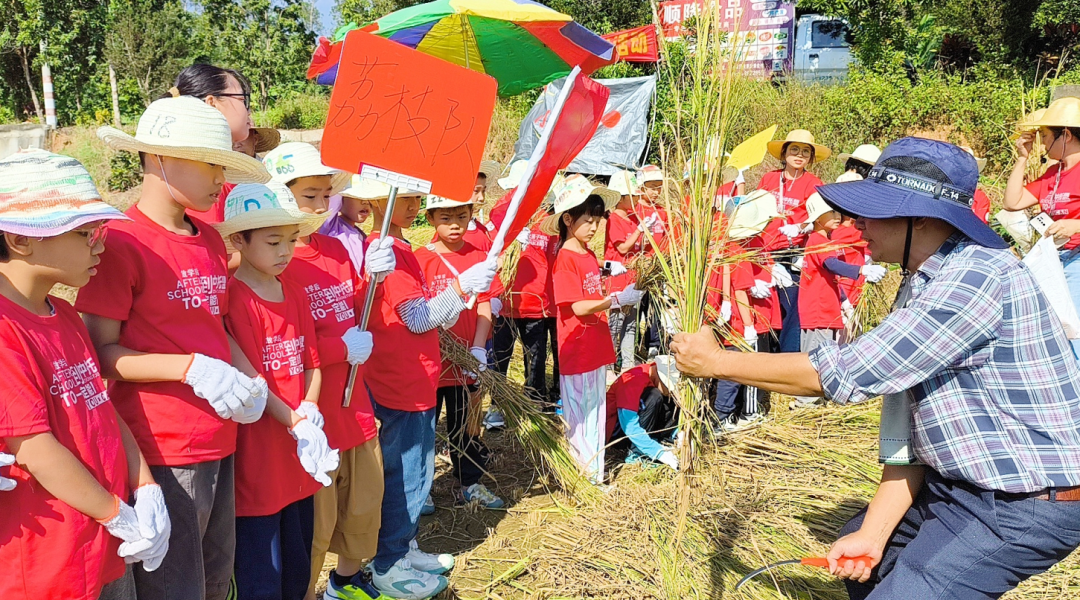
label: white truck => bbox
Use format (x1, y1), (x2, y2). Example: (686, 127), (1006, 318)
(790, 14), (854, 81)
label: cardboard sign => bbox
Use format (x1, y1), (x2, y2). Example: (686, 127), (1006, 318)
(321, 30), (498, 200)
(602, 26), (660, 63)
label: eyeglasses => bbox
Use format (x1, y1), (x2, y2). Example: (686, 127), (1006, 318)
(216, 93), (251, 110)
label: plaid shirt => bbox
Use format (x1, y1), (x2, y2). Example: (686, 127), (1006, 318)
(810, 235), (1080, 493)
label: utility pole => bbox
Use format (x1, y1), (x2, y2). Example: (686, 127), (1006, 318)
(109, 63), (122, 127)
(39, 41), (57, 127)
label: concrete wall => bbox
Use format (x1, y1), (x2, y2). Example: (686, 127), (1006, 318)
(0, 124), (52, 160)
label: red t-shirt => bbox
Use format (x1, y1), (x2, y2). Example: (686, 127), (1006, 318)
(0, 295), (128, 600)
(604, 210), (641, 293)
(414, 242), (495, 387)
(224, 278), (321, 517)
(604, 364), (652, 439)
(428, 219), (495, 253)
(184, 182), (233, 225)
(74, 205), (233, 467)
(799, 231), (844, 330)
(364, 234), (441, 411)
(282, 234), (377, 451)
(706, 242), (755, 340)
(757, 170), (824, 226)
(831, 224), (868, 305)
(552, 247), (616, 375)
(508, 224), (558, 319)
(631, 204), (668, 254)
(1028, 163), (1080, 249)
(971, 188), (991, 224)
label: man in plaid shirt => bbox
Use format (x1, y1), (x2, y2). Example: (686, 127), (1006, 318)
(672, 138), (1080, 600)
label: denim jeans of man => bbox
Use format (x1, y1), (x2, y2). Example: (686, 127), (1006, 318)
(840, 470), (1080, 600)
(370, 397), (436, 574)
(1058, 248), (1080, 360)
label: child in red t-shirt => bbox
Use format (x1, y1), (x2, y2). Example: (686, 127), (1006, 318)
(217, 182), (339, 600)
(0, 150), (170, 600)
(604, 357), (681, 470)
(606, 170), (647, 374)
(416, 195), (504, 510)
(359, 180), (497, 598)
(78, 96), (270, 600)
(546, 175), (628, 484)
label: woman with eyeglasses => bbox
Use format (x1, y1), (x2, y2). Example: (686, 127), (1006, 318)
(165, 64), (255, 144)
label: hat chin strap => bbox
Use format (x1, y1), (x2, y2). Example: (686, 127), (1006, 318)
(154, 155), (184, 208)
(901, 218), (914, 275)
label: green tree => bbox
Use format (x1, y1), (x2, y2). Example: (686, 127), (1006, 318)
(337, 0), (420, 26)
(105, 0), (196, 107)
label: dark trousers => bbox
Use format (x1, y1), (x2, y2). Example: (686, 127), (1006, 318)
(234, 496), (315, 600)
(840, 470), (1080, 600)
(636, 387), (679, 439)
(776, 274), (801, 352)
(712, 335), (773, 419)
(435, 385), (489, 488)
(492, 316), (560, 408)
(638, 293), (663, 353)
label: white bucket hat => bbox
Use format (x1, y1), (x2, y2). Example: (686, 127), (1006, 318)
(215, 181), (328, 252)
(608, 169), (640, 197)
(727, 189), (781, 240)
(539, 174), (619, 235)
(638, 165), (665, 184)
(497, 159), (529, 190)
(0, 149), (130, 236)
(97, 96), (270, 184)
(804, 192), (838, 225)
(653, 355), (680, 393)
(263, 142), (351, 194)
(837, 144), (882, 167)
(338, 175), (424, 201)
(425, 195), (474, 210)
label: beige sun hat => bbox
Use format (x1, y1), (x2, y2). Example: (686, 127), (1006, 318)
(608, 169), (640, 196)
(653, 355), (680, 392)
(727, 189), (780, 240)
(1016, 108), (1048, 131)
(1028, 97), (1080, 129)
(498, 159), (529, 190)
(539, 174), (620, 235)
(960, 146), (987, 173)
(425, 195), (474, 209)
(837, 144), (881, 166)
(250, 127), (281, 154)
(477, 160), (502, 182)
(835, 171), (864, 183)
(215, 181), (328, 252)
(97, 96), (269, 184)
(804, 192), (838, 225)
(338, 175), (424, 200)
(263, 142), (351, 194)
(767, 129), (832, 161)
(638, 164), (665, 184)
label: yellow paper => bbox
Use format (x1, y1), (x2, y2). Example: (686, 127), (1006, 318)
(725, 125), (777, 172)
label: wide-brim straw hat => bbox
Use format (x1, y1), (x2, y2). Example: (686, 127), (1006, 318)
(837, 144), (881, 167)
(960, 146), (987, 173)
(1027, 97), (1080, 129)
(251, 127), (281, 154)
(767, 129), (832, 161)
(0, 149), (130, 236)
(498, 159), (529, 190)
(425, 195), (474, 210)
(653, 355), (680, 392)
(97, 96), (270, 184)
(608, 169), (640, 196)
(539, 174), (620, 235)
(215, 181), (328, 253)
(338, 175), (424, 201)
(263, 142), (350, 194)
(727, 189), (780, 240)
(804, 192), (838, 225)
(1016, 108), (1048, 131)
(478, 160), (502, 181)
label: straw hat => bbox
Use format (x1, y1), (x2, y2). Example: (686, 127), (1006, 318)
(97, 96), (270, 184)
(835, 171), (864, 183)
(539, 174), (620, 235)
(1016, 108), (1048, 131)
(766, 129), (832, 161)
(478, 160), (502, 182)
(0, 149), (130, 236)
(653, 355), (680, 392)
(338, 175), (424, 200)
(215, 181), (328, 252)
(498, 160), (529, 189)
(1028, 97), (1080, 129)
(263, 142), (351, 194)
(727, 189), (780, 240)
(960, 146), (987, 173)
(608, 169), (640, 196)
(837, 144), (881, 167)
(425, 195), (474, 210)
(638, 165), (665, 184)
(250, 127), (281, 154)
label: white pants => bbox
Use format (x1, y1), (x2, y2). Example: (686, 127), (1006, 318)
(560, 366), (607, 484)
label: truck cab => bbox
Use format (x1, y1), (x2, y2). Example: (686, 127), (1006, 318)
(792, 14), (853, 82)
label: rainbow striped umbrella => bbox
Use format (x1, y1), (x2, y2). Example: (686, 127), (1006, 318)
(308, 0), (616, 97)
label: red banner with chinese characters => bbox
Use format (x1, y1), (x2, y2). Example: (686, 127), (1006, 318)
(601, 25), (660, 63)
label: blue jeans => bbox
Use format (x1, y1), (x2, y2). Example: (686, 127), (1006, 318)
(1058, 249), (1080, 360)
(234, 496), (314, 600)
(840, 470), (1080, 599)
(370, 397), (436, 574)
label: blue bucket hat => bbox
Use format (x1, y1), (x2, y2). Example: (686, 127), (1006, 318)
(815, 137), (1007, 250)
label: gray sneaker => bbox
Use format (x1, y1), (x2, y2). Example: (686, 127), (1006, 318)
(483, 407), (506, 430)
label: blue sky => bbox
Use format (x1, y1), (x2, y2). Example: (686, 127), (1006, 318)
(314, 0), (338, 35)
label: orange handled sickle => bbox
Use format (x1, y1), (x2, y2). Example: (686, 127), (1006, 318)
(734, 556), (873, 591)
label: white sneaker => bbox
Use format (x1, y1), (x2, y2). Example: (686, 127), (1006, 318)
(483, 407), (506, 429)
(368, 558), (448, 600)
(406, 539), (455, 575)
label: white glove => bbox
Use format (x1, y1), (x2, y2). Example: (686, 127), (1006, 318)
(289, 419), (339, 487)
(0, 452), (16, 491)
(638, 213), (659, 232)
(793, 256), (805, 271)
(458, 258), (498, 295)
(841, 299), (855, 327)
(469, 346), (488, 374)
(490, 297), (503, 318)
(364, 236), (396, 282)
(609, 284), (643, 309)
(231, 376), (268, 425)
(749, 279), (772, 299)
(131, 484), (171, 571)
(183, 354), (261, 420)
(294, 401), (325, 430)
(607, 261), (628, 277)
(865, 255), (874, 265)
(743, 326), (759, 345)
(720, 301), (732, 323)
(734, 168), (746, 186)
(771, 263), (794, 288)
(862, 264), (887, 283)
(658, 450), (679, 471)
(341, 327), (373, 366)
(779, 223), (802, 239)
(102, 498), (157, 564)
(515, 229), (531, 248)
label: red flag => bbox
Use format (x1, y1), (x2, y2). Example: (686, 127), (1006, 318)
(490, 69), (610, 255)
(602, 26), (660, 63)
